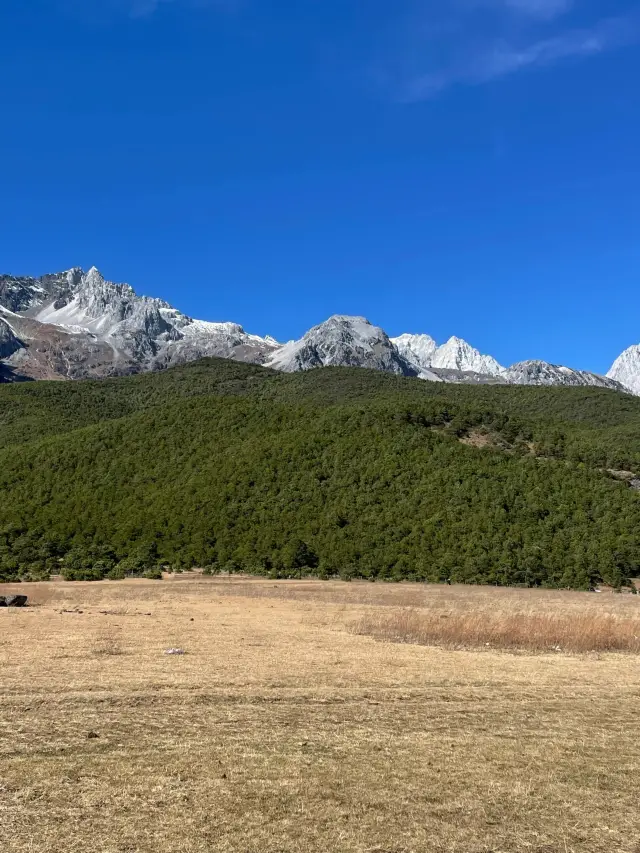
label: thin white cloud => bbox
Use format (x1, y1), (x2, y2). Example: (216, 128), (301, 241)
(402, 14), (639, 100)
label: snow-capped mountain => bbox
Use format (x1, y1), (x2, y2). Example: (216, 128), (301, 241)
(0, 267), (278, 380)
(505, 360), (626, 391)
(392, 333), (504, 376)
(607, 346), (640, 396)
(0, 265), (636, 394)
(391, 333), (437, 370)
(266, 315), (441, 381)
(431, 336), (504, 376)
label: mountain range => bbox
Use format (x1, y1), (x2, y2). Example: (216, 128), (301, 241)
(1, 266), (638, 393)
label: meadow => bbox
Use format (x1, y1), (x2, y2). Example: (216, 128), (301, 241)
(1, 576), (639, 853)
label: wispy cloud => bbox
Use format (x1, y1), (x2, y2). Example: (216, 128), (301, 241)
(397, 7), (640, 101)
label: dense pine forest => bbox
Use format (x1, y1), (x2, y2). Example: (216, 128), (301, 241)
(2, 358), (640, 589)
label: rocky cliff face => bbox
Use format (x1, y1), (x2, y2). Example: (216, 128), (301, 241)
(0, 315), (23, 359)
(0, 268), (83, 314)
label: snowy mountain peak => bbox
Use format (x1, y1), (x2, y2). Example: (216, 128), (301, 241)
(391, 333), (438, 371)
(320, 315), (379, 345)
(266, 314), (416, 376)
(431, 336), (504, 376)
(391, 331), (504, 377)
(607, 345), (640, 396)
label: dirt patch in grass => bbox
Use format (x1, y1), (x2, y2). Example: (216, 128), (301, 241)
(458, 429), (496, 449)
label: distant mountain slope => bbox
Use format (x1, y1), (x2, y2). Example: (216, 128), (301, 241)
(505, 360), (625, 391)
(1, 358), (640, 589)
(0, 265), (634, 393)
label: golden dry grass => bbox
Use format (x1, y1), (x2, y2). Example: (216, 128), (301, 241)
(352, 604), (640, 653)
(1, 576), (640, 853)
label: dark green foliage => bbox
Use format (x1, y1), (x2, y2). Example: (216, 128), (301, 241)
(1, 358), (640, 588)
(142, 568), (163, 580)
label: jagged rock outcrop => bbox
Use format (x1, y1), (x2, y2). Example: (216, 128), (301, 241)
(0, 268), (83, 313)
(0, 315), (23, 359)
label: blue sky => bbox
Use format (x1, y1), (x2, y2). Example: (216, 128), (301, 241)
(1, 0), (639, 372)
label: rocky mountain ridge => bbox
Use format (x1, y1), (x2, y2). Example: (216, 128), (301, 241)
(0, 267), (278, 380)
(0, 266), (634, 393)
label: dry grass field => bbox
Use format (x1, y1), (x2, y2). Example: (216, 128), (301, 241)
(1, 576), (640, 853)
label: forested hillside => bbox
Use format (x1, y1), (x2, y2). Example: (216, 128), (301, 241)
(2, 358), (640, 588)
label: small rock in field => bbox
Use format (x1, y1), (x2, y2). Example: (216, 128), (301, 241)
(2, 595), (28, 607)
(164, 648), (186, 655)
(87, 731), (100, 739)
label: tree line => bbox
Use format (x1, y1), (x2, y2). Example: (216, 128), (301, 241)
(1, 359), (640, 589)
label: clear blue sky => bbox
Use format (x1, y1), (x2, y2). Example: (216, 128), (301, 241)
(2, 0), (639, 372)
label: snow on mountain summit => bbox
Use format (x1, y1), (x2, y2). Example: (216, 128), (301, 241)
(1, 265), (638, 394)
(266, 315), (418, 375)
(391, 333), (437, 370)
(431, 336), (504, 376)
(607, 345), (640, 395)
(392, 332), (504, 376)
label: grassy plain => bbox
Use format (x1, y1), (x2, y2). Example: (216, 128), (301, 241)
(1, 576), (639, 853)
